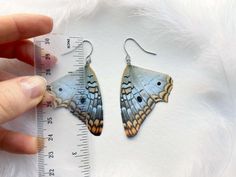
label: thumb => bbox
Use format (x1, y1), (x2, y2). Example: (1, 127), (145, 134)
(0, 76), (46, 124)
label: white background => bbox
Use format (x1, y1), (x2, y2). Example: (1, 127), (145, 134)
(0, 1), (235, 177)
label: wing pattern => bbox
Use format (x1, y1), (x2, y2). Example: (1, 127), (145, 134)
(49, 64), (103, 136)
(120, 65), (173, 137)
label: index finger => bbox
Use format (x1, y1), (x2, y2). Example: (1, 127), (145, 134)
(0, 14), (53, 44)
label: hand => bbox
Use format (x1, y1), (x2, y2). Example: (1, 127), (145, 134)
(0, 14), (53, 154)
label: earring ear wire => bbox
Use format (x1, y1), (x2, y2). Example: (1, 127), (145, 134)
(61, 40), (93, 62)
(83, 40), (93, 65)
(123, 38), (157, 65)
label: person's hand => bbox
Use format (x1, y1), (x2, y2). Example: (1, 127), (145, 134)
(0, 14), (53, 154)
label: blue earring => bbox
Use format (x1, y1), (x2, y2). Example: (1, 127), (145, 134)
(120, 38), (173, 137)
(48, 40), (103, 136)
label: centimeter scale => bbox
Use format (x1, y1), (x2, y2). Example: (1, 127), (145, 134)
(34, 34), (90, 177)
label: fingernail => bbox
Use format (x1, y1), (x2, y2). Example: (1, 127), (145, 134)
(36, 137), (44, 152)
(20, 76), (47, 99)
(50, 55), (58, 65)
(42, 52), (57, 68)
(40, 91), (55, 108)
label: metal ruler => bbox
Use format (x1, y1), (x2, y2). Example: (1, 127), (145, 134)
(34, 34), (90, 177)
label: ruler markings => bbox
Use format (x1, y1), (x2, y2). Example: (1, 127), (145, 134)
(35, 35), (90, 177)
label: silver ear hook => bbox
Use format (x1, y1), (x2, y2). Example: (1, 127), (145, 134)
(124, 38), (157, 65)
(61, 39), (94, 65)
(61, 41), (83, 56)
(83, 40), (93, 65)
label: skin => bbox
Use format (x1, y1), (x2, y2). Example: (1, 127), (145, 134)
(0, 14), (53, 154)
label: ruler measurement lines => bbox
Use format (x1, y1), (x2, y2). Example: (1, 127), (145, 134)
(35, 35), (90, 177)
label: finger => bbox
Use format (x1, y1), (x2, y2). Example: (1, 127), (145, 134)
(0, 128), (43, 154)
(0, 76), (46, 124)
(0, 70), (16, 81)
(40, 91), (55, 108)
(0, 40), (57, 66)
(0, 14), (53, 44)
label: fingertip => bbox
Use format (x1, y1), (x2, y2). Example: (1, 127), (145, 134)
(10, 135), (41, 154)
(0, 14), (54, 44)
(0, 76), (48, 124)
(23, 136), (39, 154)
(50, 54), (57, 65)
(41, 15), (53, 34)
(40, 91), (55, 108)
(41, 52), (58, 68)
(29, 136), (44, 154)
(20, 76), (47, 99)
(0, 129), (40, 154)
(36, 137), (44, 153)
(14, 136), (43, 154)
(24, 14), (54, 34)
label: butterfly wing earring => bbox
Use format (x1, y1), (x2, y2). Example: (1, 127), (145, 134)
(48, 40), (103, 136)
(120, 38), (173, 137)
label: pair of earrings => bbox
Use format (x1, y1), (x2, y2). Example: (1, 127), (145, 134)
(48, 38), (173, 138)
